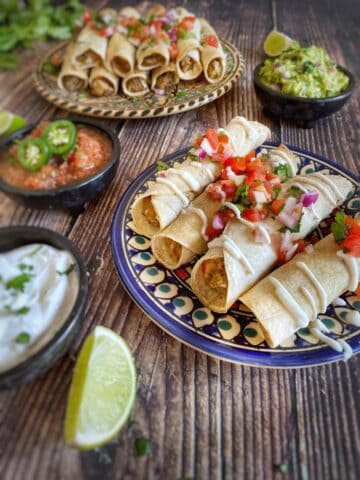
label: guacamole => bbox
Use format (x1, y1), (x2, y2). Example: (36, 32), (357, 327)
(259, 44), (350, 98)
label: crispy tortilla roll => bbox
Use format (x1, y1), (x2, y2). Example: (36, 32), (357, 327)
(122, 70), (149, 97)
(119, 6), (141, 19)
(151, 62), (179, 93)
(190, 172), (353, 313)
(199, 19), (226, 84)
(106, 33), (136, 77)
(241, 234), (360, 348)
(136, 37), (170, 71)
(151, 145), (298, 269)
(131, 117), (270, 238)
(57, 43), (89, 92)
(89, 66), (119, 97)
(72, 27), (107, 69)
(176, 12), (203, 80)
(146, 4), (166, 22)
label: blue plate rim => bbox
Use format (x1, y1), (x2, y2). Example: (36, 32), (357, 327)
(111, 142), (360, 368)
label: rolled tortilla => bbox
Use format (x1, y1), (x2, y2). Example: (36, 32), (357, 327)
(151, 62), (179, 93)
(146, 4), (166, 22)
(122, 69), (149, 97)
(176, 12), (203, 80)
(151, 145), (299, 269)
(89, 66), (118, 97)
(199, 19), (226, 84)
(72, 27), (107, 69)
(136, 37), (170, 71)
(241, 234), (360, 348)
(131, 117), (270, 238)
(57, 43), (89, 92)
(106, 33), (136, 77)
(190, 172), (353, 313)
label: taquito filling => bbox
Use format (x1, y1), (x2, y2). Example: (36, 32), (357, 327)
(62, 76), (85, 92)
(159, 238), (182, 264)
(77, 50), (101, 67)
(143, 54), (165, 67)
(208, 59), (223, 79)
(202, 259), (228, 290)
(112, 57), (131, 75)
(180, 55), (196, 73)
(143, 197), (159, 227)
(127, 77), (148, 93)
(155, 72), (176, 91)
(91, 78), (115, 97)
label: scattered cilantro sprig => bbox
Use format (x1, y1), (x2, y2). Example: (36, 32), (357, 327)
(331, 211), (348, 243)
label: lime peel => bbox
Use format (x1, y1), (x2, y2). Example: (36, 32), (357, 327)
(264, 31), (296, 57)
(0, 110), (27, 136)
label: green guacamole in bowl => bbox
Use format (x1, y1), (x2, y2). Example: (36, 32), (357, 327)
(259, 44), (350, 98)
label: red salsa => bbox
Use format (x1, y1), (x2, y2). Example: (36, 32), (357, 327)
(0, 122), (112, 190)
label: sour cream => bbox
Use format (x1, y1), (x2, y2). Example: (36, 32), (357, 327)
(0, 244), (79, 373)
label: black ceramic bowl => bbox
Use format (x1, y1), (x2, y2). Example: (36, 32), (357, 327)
(0, 226), (88, 389)
(0, 116), (120, 212)
(253, 63), (355, 128)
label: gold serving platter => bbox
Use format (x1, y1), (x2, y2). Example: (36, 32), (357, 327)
(33, 39), (245, 119)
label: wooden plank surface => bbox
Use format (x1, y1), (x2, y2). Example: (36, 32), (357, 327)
(0, 1), (359, 479)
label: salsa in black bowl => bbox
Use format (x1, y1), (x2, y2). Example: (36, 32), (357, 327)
(0, 116), (120, 211)
(253, 64), (355, 128)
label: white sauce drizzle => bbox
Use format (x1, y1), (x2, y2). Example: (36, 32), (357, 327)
(312, 172), (344, 199)
(186, 206), (208, 239)
(208, 235), (254, 274)
(269, 277), (308, 327)
(309, 319), (353, 360)
(190, 161), (216, 182)
(336, 250), (359, 291)
(300, 287), (318, 321)
(296, 175), (337, 205)
(221, 202), (257, 230)
(157, 177), (189, 206)
(168, 168), (201, 191)
(296, 261), (328, 312)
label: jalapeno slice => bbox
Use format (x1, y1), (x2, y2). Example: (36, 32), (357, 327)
(42, 120), (77, 156)
(18, 138), (50, 172)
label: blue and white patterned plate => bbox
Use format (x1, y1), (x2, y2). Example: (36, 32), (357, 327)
(111, 143), (360, 368)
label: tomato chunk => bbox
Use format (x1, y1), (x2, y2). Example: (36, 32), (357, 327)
(242, 207), (267, 222)
(203, 34), (219, 48)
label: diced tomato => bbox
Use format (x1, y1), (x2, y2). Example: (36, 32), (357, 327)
(277, 248), (287, 264)
(294, 239), (307, 254)
(169, 42), (179, 59)
(341, 234), (360, 257)
(82, 8), (92, 23)
(98, 26), (116, 37)
(271, 198), (286, 214)
(205, 128), (219, 150)
(242, 207), (267, 222)
(224, 156), (247, 173)
(266, 172), (282, 184)
(217, 143), (225, 154)
(194, 135), (204, 148)
(205, 209), (235, 240)
(218, 134), (228, 144)
(220, 179), (236, 199)
(206, 180), (236, 200)
(179, 16), (196, 31)
(203, 34), (219, 48)
(246, 158), (263, 171)
(152, 19), (163, 33)
(355, 284), (360, 296)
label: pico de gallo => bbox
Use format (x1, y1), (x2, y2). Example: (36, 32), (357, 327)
(0, 120), (112, 190)
(331, 211), (360, 257)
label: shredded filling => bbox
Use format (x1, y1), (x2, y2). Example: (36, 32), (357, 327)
(163, 238), (182, 262)
(180, 55), (195, 73)
(156, 72), (176, 91)
(91, 78), (114, 97)
(77, 50), (101, 67)
(113, 57), (131, 75)
(63, 76), (84, 92)
(202, 259), (228, 290)
(143, 54), (164, 67)
(128, 77), (147, 92)
(208, 59), (222, 79)
(143, 197), (159, 227)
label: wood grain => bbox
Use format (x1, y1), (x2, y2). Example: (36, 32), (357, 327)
(0, 1), (359, 480)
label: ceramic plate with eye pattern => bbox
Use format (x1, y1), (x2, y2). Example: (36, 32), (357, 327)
(111, 143), (360, 368)
(34, 39), (244, 119)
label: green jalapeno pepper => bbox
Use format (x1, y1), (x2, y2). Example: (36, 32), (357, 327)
(42, 120), (77, 156)
(18, 138), (50, 172)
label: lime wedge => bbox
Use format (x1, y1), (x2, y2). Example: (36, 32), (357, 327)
(64, 326), (137, 450)
(264, 31), (295, 57)
(0, 110), (27, 136)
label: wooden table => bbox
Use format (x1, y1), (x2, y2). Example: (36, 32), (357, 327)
(0, 1), (359, 479)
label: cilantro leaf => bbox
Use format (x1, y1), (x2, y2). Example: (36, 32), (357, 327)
(156, 160), (169, 172)
(6, 306), (30, 315)
(57, 263), (75, 276)
(15, 332), (31, 345)
(6, 273), (32, 292)
(135, 437), (152, 456)
(331, 211), (348, 243)
(286, 185), (304, 198)
(274, 163), (292, 182)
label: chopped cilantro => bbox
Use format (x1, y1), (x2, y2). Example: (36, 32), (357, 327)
(6, 273), (32, 292)
(6, 306), (30, 315)
(127, 25), (135, 36)
(18, 263), (33, 272)
(156, 160), (169, 172)
(274, 163), (292, 182)
(15, 332), (31, 345)
(331, 211), (348, 243)
(273, 185), (281, 199)
(30, 245), (43, 257)
(135, 437), (152, 456)
(178, 28), (196, 40)
(57, 263), (75, 276)
(187, 152), (198, 162)
(233, 184), (250, 205)
(286, 185), (304, 198)
(176, 89), (187, 98)
(233, 203), (245, 212)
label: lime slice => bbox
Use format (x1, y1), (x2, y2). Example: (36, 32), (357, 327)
(0, 110), (27, 136)
(264, 31), (295, 57)
(64, 326), (137, 450)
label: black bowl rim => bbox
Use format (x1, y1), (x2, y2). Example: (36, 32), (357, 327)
(0, 115), (120, 197)
(0, 225), (88, 382)
(253, 62), (355, 103)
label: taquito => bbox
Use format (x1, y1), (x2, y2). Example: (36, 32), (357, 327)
(151, 62), (179, 93)
(89, 66), (119, 97)
(176, 12), (203, 80)
(131, 117), (270, 238)
(137, 36), (170, 71)
(122, 70), (149, 97)
(57, 43), (89, 92)
(146, 4), (166, 22)
(191, 172), (353, 313)
(241, 233), (360, 348)
(106, 33), (136, 77)
(199, 19), (226, 84)
(72, 27), (107, 69)
(151, 145), (299, 269)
